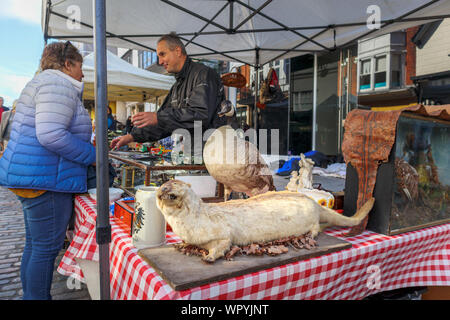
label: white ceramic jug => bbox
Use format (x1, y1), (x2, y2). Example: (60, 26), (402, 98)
(132, 186), (166, 249)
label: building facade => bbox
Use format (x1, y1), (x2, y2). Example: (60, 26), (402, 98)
(412, 19), (450, 105)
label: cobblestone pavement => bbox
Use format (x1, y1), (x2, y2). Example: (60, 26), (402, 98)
(0, 187), (91, 300)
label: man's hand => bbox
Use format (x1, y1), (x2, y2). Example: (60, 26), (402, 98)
(110, 134), (134, 150)
(132, 112), (158, 128)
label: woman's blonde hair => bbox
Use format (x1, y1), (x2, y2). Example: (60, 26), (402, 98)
(40, 41), (83, 71)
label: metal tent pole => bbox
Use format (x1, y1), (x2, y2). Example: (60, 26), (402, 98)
(253, 48), (260, 133)
(312, 52), (318, 151)
(253, 67), (259, 131)
(43, 0), (52, 44)
(93, 0), (111, 300)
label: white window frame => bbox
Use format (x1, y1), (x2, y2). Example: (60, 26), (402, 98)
(373, 53), (389, 91)
(358, 58), (372, 92)
(357, 52), (405, 93)
(390, 53), (404, 89)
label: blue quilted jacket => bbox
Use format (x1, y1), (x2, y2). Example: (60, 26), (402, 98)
(0, 69), (96, 193)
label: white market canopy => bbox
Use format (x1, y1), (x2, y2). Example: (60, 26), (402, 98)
(41, 0), (450, 300)
(42, 0), (450, 66)
(82, 50), (174, 102)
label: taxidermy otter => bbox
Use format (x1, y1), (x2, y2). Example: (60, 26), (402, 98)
(156, 180), (375, 262)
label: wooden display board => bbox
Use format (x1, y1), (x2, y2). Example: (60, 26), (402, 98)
(138, 233), (352, 291)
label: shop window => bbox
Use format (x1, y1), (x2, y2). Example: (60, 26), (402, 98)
(292, 91), (312, 112)
(358, 53), (404, 92)
(391, 54), (402, 88)
(374, 55), (387, 88)
(138, 50), (157, 69)
(359, 59), (371, 90)
(284, 59), (290, 84)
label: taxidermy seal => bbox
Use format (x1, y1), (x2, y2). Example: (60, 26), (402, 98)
(156, 180), (375, 262)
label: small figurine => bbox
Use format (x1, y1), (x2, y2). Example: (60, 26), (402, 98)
(286, 171), (299, 192)
(295, 153), (335, 209)
(297, 153), (315, 190)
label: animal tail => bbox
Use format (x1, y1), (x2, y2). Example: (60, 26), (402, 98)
(319, 197), (375, 227)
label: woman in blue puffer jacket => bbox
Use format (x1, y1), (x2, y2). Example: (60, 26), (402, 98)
(0, 41), (96, 300)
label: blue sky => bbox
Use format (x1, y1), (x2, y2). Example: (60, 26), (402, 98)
(0, 0), (44, 107)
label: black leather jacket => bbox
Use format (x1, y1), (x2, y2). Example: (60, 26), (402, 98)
(131, 57), (227, 143)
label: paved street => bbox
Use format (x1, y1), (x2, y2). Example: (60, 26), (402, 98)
(0, 187), (91, 300)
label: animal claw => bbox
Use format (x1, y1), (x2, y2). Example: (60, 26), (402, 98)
(202, 256), (216, 263)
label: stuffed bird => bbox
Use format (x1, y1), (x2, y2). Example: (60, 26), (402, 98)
(395, 158), (419, 202)
(217, 100), (239, 129)
(203, 125), (276, 201)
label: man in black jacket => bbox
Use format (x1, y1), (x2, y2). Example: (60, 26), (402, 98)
(110, 33), (227, 160)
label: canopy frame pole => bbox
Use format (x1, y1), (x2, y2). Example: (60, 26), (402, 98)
(185, 2), (229, 47)
(43, 0), (450, 68)
(160, 0), (228, 32)
(229, 0), (234, 30)
(43, 0), (450, 62)
(234, 0), (332, 52)
(93, 0), (111, 301)
(340, 0), (443, 47)
(233, 0), (272, 31)
(47, 14), (450, 40)
(253, 47), (260, 133)
(270, 26), (332, 63)
(49, 10), (156, 51)
(43, 0), (52, 44)
(312, 52), (318, 151)
(176, 35), (250, 66)
(287, 58), (291, 155)
(190, 48), (323, 58)
(337, 49), (343, 153)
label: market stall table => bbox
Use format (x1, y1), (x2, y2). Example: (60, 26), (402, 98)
(109, 152), (224, 202)
(58, 195), (450, 300)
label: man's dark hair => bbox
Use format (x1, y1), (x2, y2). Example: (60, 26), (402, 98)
(157, 32), (187, 56)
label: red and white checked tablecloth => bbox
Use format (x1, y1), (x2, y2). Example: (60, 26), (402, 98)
(58, 195), (450, 300)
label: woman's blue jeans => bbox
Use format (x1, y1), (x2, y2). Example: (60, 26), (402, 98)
(17, 191), (73, 300)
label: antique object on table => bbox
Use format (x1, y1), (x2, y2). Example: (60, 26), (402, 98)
(332, 191), (344, 210)
(259, 67), (284, 105)
(109, 151), (225, 202)
(121, 166), (136, 189)
(221, 72), (246, 88)
(286, 171), (299, 192)
(297, 188), (335, 209)
(155, 179), (374, 262)
(203, 125), (275, 201)
(342, 108), (402, 236)
(395, 158), (419, 202)
(217, 100), (239, 129)
(133, 186), (166, 250)
(343, 105), (449, 235)
(88, 187), (124, 203)
(174, 175), (217, 198)
(297, 153), (314, 189)
(285, 153), (335, 208)
(114, 199), (135, 235)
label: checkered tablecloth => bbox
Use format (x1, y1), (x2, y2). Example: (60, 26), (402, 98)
(58, 195), (450, 300)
